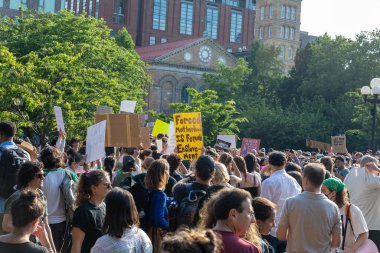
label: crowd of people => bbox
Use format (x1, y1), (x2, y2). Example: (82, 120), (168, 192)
(0, 120), (379, 253)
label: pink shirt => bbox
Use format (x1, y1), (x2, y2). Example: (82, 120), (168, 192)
(214, 230), (260, 253)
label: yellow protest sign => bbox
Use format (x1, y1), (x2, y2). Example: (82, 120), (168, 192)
(152, 119), (170, 137)
(174, 112), (203, 160)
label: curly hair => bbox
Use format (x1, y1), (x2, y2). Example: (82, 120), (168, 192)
(17, 161), (44, 189)
(162, 228), (222, 253)
(39, 146), (65, 169)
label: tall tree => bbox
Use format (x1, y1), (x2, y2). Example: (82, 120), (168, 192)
(0, 11), (150, 144)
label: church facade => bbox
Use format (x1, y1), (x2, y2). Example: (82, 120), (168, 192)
(136, 37), (236, 114)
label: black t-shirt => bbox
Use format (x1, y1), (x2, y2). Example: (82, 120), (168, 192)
(72, 201), (105, 253)
(170, 171), (183, 182)
(0, 241), (48, 253)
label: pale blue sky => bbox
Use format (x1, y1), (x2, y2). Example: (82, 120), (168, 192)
(301, 0), (380, 39)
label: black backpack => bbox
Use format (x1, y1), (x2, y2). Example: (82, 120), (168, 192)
(0, 147), (29, 198)
(121, 174), (152, 232)
(175, 184), (206, 229)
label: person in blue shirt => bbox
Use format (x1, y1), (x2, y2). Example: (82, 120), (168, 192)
(144, 159), (170, 252)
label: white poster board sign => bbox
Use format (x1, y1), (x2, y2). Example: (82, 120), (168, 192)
(54, 106), (65, 133)
(120, 100), (137, 113)
(164, 121), (176, 155)
(217, 135), (237, 149)
(86, 120), (106, 163)
(156, 139), (163, 153)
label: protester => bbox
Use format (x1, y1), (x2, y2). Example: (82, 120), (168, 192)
(0, 121), (30, 235)
(252, 197), (276, 253)
(344, 155), (380, 250)
(166, 153), (184, 182)
(211, 188), (260, 253)
(69, 138), (80, 152)
(234, 156), (261, 197)
(2, 161), (56, 252)
(172, 155), (215, 228)
(320, 156), (335, 178)
(161, 228), (221, 253)
(219, 153), (241, 180)
(71, 170), (111, 253)
(144, 159), (170, 253)
(0, 190), (49, 253)
(90, 188), (152, 253)
(113, 155), (136, 188)
(334, 156), (350, 181)
(211, 162), (233, 187)
(142, 157), (155, 172)
(40, 146), (75, 252)
(322, 178), (369, 252)
(277, 163), (341, 252)
(260, 151), (301, 253)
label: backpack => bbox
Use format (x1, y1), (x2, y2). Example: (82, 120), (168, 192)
(121, 175), (152, 232)
(174, 184), (206, 229)
(0, 147), (29, 198)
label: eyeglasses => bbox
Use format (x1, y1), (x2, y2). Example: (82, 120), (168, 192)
(35, 173), (45, 179)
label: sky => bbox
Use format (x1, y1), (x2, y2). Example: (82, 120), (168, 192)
(301, 0), (380, 39)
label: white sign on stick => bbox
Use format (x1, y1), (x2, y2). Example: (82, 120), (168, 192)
(217, 135), (237, 149)
(86, 120), (107, 163)
(120, 100), (137, 113)
(164, 121), (176, 155)
(54, 106), (65, 133)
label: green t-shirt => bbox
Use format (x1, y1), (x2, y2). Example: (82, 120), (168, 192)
(112, 171), (132, 188)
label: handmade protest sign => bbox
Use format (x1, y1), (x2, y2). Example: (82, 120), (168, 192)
(215, 139), (231, 151)
(306, 139), (331, 151)
(241, 138), (261, 157)
(164, 121), (176, 155)
(54, 106), (65, 133)
(120, 100), (137, 113)
(86, 120), (106, 163)
(174, 112), (203, 160)
(152, 119), (170, 137)
(217, 135), (236, 149)
(331, 136), (347, 154)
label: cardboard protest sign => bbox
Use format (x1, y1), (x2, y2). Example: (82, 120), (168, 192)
(139, 127), (151, 149)
(174, 112), (203, 160)
(331, 136), (347, 154)
(95, 114), (140, 147)
(215, 139), (231, 150)
(86, 121), (106, 163)
(217, 135), (236, 149)
(306, 139), (331, 151)
(241, 138), (261, 157)
(120, 100), (137, 113)
(96, 106), (113, 114)
(54, 106), (65, 133)
(152, 119), (170, 137)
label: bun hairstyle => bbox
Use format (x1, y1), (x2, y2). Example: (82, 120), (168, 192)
(161, 228), (221, 253)
(11, 189), (44, 228)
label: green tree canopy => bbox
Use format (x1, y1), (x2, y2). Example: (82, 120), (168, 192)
(0, 11), (150, 144)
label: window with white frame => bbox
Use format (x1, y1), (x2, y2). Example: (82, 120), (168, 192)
(260, 6), (265, 20)
(114, 0), (125, 24)
(230, 9), (242, 43)
(95, 0), (100, 18)
(161, 38), (167, 43)
(288, 47), (293, 59)
(150, 36), (156, 45)
(153, 0), (167, 31)
(285, 26), (289, 39)
(206, 4), (219, 39)
(88, 0), (93, 15)
(76, 0), (80, 14)
(83, 0), (86, 12)
(269, 5), (273, 19)
(180, 0), (193, 35)
(0, 0), (3, 8)
(70, 0), (74, 10)
(286, 6), (290, 19)
(281, 5), (285, 18)
(259, 27), (264, 39)
(268, 26), (272, 38)
(280, 26), (284, 39)
(291, 7), (296, 20)
(290, 27), (295, 40)
(280, 45), (285, 58)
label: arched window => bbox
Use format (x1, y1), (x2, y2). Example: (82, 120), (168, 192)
(181, 85), (190, 104)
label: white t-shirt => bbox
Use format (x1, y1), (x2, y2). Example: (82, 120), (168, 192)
(237, 172), (261, 188)
(42, 170), (67, 224)
(344, 167), (380, 230)
(339, 204), (368, 251)
(91, 226), (152, 253)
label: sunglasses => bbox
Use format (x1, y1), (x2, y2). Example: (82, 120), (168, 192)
(35, 173), (45, 179)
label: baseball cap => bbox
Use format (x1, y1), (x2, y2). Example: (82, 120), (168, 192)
(195, 155), (215, 181)
(123, 155), (136, 166)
